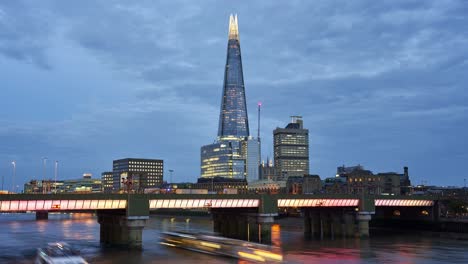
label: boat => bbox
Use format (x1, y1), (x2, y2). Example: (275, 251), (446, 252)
(35, 242), (89, 264)
(160, 231), (283, 262)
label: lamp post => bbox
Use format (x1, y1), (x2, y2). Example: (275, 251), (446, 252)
(42, 157), (47, 194)
(11, 161), (16, 194)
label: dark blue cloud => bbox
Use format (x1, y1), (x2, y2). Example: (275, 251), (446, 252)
(0, 0), (467, 190)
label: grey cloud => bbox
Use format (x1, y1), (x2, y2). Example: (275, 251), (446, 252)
(0, 1), (55, 69)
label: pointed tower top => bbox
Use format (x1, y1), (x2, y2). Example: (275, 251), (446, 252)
(228, 14), (239, 40)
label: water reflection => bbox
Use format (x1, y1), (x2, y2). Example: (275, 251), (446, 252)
(36, 220), (46, 234)
(0, 214), (467, 263)
(271, 224), (281, 248)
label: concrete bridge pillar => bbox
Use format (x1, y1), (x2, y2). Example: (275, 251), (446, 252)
(343, 212), (356, 237)
(331, 212), (344, 239)
(303, 209), (312, 235)
(248, 215), (274, 243)
(36, 211), (48, 220)
(97, 211), (148, 249)
(357, 212), (372, 238)
(311, 211), (321, 238)
(211, 209), (275, 244)
(320, 211), (331, 239)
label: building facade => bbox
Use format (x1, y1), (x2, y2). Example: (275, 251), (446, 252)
(200, 15), (260, 181)
(274, 116), (309, 179)
(101, 171), (113, 193)
(193, 177), (248, 194)
(260, 158), (279, 181)
(337, 165), (403, 195)
(113, 158), (163, 192)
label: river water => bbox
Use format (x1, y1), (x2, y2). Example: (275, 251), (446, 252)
(1, 213), (467, 263)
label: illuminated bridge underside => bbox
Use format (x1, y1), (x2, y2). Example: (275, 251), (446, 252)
(0, 200), (127, 212)
(149, 199), (259, 209)
(375, 199), (434, 207)
(0, 198), (435, 212)
(278, 199), (359, 207)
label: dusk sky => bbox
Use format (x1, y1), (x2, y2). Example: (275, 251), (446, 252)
(1, 0), (467, 190)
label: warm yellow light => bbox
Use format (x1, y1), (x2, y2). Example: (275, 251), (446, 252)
(238, 251), (265, 262)
(200, 241), (221, 249)
(253, 250), (283, 261)
(160, 242), (176, 247)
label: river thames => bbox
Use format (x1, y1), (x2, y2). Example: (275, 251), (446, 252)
(1, 213), (467, 263)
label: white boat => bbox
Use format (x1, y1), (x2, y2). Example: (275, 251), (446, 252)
(35, 242), (89, 264)
(160, 231), (283, 262)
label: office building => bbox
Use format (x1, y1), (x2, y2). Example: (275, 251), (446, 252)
(201, 15), (260, 181)
(113, 158), (163, 192)
(101, 171), (113, 193)
(274, 116), (309, 179)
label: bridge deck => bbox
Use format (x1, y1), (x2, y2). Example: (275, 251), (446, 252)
(0, 194), (436, 212)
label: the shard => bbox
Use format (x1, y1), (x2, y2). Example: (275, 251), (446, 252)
(218, 14), (249, 140)
(200, 15), (260, 181)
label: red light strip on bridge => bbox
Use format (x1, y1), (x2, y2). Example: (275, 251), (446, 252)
(149, 199), (259, 209)
(277, 199), (359, 207)
(0, 200), (127, 212)
(375, 199), (433, 206)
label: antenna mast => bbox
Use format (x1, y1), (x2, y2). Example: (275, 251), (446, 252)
(257, 102), (262, 139)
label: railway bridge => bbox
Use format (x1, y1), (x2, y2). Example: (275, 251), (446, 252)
(0, 194), (437, 248)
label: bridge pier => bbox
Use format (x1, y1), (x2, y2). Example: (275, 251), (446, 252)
(36, 211), (48, 220)
(303, 208), (360, 239)
(357, 212), (372, 238)
(97, 211), (148, 249)
(211, 209), (275, 244)
(343, 212), (356, 237)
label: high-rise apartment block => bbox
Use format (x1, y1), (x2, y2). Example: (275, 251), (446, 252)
(112, 158), (163, 192)
(201, 15), (260, 181)
(274, 116), (309, 179)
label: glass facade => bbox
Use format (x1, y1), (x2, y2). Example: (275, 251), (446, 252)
(218, 14), (249, 140)
(201, 15), (259, 180)
(201, 142), (245, 178)
(246, 137), (260, 182)
(274, 117), (309, 178)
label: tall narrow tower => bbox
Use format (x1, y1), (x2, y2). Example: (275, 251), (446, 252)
(218, 14), (249, 140)
(201, 15), (259, 181)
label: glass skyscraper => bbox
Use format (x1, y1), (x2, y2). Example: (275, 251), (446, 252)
(201, 15), (260, 180)
(218, 14), (249, 140)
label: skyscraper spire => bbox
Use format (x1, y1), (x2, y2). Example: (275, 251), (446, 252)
(218, 14), (249, 139)
(228, 14), (239, 40)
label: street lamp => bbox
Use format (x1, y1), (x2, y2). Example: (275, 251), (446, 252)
(11, 161), (16, 194)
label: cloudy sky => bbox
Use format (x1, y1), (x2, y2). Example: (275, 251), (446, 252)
(1, 0), (467, 190)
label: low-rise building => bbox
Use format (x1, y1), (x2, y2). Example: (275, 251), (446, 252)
(193, 177), (248, 194)
(248, 179), (285, 194)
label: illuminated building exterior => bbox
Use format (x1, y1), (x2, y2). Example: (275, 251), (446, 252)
(112, 158), (163, 192)
(24, 174), (102, 194)
(274, 116), (309, 179)
(217, 14), (249, 140)
(201, 15), (260, 180)
(101, 171), (113, 193)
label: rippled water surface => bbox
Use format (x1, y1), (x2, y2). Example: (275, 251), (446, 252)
(1, 213), (467, 263)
